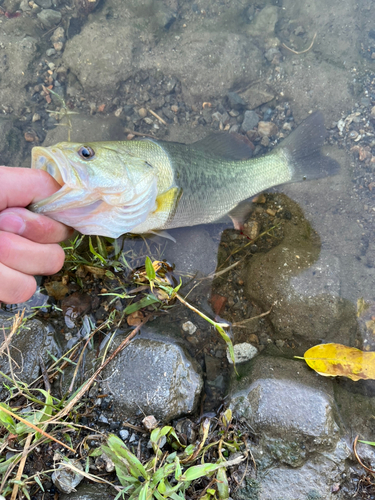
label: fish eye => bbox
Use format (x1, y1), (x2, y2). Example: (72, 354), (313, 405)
(78, 145), (95, 160)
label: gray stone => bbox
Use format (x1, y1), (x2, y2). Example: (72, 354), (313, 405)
(101, 337), (203, 422)
(59, 484), (113, 500)
(37, 9), (62, 28)
(241, 110), (259, 132)
(35, 0), (52, 7)
(0, 315), (61, 398)
(234, 446), (349, 500)
(227, 92), (246, 110)
(119, 429), (129, 441)
(229, 356), (340, 467)
(227, 343), (258, 364)
(239, 83), (275, 110)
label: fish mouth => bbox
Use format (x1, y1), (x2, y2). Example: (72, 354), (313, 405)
(29, 147), (95, 214)
(31, 146), (66, 188)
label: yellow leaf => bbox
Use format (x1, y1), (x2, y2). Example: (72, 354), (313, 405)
(303, 343), (375, 381)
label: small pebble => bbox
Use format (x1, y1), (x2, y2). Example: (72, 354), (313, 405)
(32, 113), (41, 122)
(119, 429), (129, 441)
(227, 343), (258, 364)
(266, 208), (277, 217)
(53, 41), (64, 51)
(171, 104), (179, 113)
(46, 48), (56, 56)
(258, 121), (278, 137)
(182, 321), (197, 335)
(242, 220), (260, 240)
(138, 107), (147, 118)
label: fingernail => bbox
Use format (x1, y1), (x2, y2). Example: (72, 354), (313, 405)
(0, 213), (26, 234)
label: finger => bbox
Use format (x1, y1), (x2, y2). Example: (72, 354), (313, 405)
(0, 208), (74, 244)
(0, 262), (37, 304)
(0, 167), (61, 210)
(0, 232), (65, 276)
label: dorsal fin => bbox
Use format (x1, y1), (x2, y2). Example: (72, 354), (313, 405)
(191, 133), (254, 161)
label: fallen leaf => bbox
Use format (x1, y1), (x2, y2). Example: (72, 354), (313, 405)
(44, 281), (69, 300)
(127, 310), (144, 326)
(302, 343), (375, 381)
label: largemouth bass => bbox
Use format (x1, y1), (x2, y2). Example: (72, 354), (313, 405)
(29, 111), (339, 238)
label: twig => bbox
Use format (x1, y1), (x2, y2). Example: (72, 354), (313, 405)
(124, 129), (156, 139)
(10, 433), (33, 500)
(282, 32), (317, 55)
(232, 303), (275, 327)
(353, 435), (375, 474)
(0, 310), (24, 357)
(148, 109), (167, 126)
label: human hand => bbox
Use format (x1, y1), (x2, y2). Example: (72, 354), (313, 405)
(0, 166), (73, 304)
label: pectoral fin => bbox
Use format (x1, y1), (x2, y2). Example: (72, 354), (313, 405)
(154, 187), (182, 219)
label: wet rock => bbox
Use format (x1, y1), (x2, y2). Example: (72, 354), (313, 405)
(0, 315), (60, 398)
(37, 9), (62, 28)
(257, 120), (278, 137)
(241, 110), (259, 132)
(239, 83), (275, 110)
(247, 5), (279, 40)
(59, 484), (113, 500)
(229, 356), (340, 467)
(233, 441), (351, 500)
(101, 336), (203, 421)
(243, 194), (358, 345)
(35, 0), (52, 7)
(227, 91), (246, 110)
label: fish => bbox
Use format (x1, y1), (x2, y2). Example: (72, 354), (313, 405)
(29, 111), (339, 239)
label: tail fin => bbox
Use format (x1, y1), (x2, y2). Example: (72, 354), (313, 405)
(278, 111), (340, 182)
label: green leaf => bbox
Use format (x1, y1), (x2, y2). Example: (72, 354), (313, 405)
(34, 475), (45, 492)
(180, 463), (222, 481)
(96, 236), (108, 259)
(0, 404), (16, 432)
(216, 466), (229, 499)
(89, 237), (106, 264)
(124, 294), (160, 315)
(106, 435), (148, 479)
(174, 456), (182, 480)
(139, 482), (149, 500)
(145, 256), (156, 281)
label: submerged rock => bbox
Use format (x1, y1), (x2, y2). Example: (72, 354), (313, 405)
(101, 336), (203, 421)
(37, 9), (62, 28)
(242, 194), (359, 347)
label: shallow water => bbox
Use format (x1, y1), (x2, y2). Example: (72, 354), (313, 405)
(1, 0), (375, 497)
